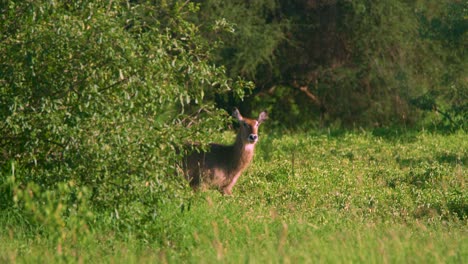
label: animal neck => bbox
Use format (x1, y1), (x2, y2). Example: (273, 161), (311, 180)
(232, 133), (255, 170)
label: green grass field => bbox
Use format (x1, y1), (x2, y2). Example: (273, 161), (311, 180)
(1, 130), (466, 263)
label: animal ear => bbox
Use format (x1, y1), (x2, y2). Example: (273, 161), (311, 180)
(258, 111), (268, 124)
(232, 108), (243, 121)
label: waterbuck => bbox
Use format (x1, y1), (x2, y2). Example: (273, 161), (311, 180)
(181, 108), (268, 195)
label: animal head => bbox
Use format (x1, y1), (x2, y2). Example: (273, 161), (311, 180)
(233, 108), (268, 144)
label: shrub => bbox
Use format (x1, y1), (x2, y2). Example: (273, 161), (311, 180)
(0, 0), (249, 231)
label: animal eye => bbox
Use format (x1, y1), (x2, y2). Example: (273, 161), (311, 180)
(243, 122), (248, 128)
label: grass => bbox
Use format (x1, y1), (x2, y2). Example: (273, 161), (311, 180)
(1, 129), (467, 263)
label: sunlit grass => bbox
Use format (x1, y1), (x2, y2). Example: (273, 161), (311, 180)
(1, 130), (466, 263)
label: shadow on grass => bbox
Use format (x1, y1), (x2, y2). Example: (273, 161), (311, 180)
(370, 127), (419, 143)
(436, 152), (467, 165)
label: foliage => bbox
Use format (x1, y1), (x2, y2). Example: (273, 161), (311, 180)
(0, 0), (249, 231)
(198, 0), (466, 128)
(0, 0), (466, 261)
(204, 0), (287, 79)
(413, 1), (467, 131)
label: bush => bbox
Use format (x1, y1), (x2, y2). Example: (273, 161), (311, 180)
(0, 0), (249, 231)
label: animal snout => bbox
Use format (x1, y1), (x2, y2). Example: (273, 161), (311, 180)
(248, 134), (258, 142)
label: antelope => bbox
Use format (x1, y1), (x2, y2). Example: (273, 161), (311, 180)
(181, 108), (268, 195)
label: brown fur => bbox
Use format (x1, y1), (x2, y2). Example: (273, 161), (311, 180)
(182, 109), (268, 195)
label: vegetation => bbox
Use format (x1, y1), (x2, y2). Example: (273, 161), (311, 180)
(199, 0), (466, 128)
(1, 130), (466, 262)
(1, 0), (249, 226)
(0, 0), (466, 263)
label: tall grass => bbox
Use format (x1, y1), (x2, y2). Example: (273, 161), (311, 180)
(1, 130), (466, 263)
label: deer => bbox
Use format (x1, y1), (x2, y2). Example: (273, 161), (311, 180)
(181, 108), (268, 195)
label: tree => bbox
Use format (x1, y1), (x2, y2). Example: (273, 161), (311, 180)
(197, 0), (466, 128)
(412, 1), (467, 130)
